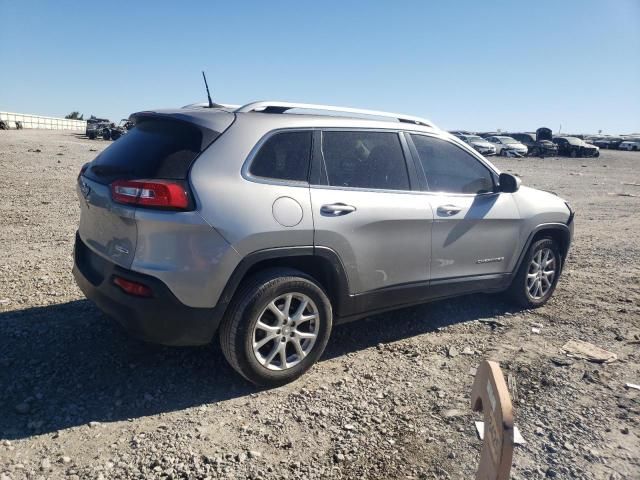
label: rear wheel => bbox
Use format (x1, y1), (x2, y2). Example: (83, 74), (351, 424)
(508, 238), (561, 308)
(219, 269), (333, 386)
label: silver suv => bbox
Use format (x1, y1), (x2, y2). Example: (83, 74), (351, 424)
(73, 101), (574, 386)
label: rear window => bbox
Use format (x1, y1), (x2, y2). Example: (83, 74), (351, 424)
(84, 119), (212, 184)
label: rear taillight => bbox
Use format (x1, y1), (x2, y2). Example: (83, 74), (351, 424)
(78, 163), (89, 179)
(113, 276), (152, 297)
(110, 179), (189, 210)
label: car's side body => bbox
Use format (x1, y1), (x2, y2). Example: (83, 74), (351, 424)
(619, 139), (640, 151)
(73, 103), (574, 360)
(485, 135), (528, 156)
(552, 136), (600, 157)
(452, 133), (497, 156)
(504, 132), (559, 157)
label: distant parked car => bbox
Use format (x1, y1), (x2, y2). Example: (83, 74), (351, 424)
(619, 139), (640, 151)
(505, 130), (558, 157)
(592, 137), (624, 149)
(552, 137), (600, 158)
(86, 121), (111, 140)
(453, 134), (497, 156)
(485, 136), (528, 157)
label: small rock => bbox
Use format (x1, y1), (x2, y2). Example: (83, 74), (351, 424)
(546, 468), (558, 478)
(41, 458), (51, 471)
(461, 346), (474, 355)
(334, 453), (345, 463)
(248, 450), (262, 459)
(343, 424), (355, 431)
(88, 421), (101, 428)
(441, 409), (466, 418)
(551, 357), (574, 367)
(447, 346), (459, 358)
(61, 456), (72, 464)
(621, 427), (629, 435)
(0, 299), (10, 305)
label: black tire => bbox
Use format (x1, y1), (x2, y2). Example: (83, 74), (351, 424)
(87, 131), (97, 139)
(102, 129), (111, 141)
(508, 238), (562, 309)
(570, 149), (578, 158)
(501, 149), (508, 157)
(219, 268), (333, 386)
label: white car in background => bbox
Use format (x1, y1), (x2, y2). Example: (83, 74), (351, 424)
(485, 136), (529, 157)
(453, 134), (497, 156)
(619, 139), (640, 151)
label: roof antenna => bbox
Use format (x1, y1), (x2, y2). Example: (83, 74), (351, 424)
(202, 71), (214, 108)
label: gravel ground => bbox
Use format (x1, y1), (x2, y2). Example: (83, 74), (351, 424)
(0, 129), (639, 480)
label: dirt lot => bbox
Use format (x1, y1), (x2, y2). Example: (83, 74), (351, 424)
(0, 129), (639, 479)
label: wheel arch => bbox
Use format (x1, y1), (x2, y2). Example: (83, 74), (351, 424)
(217, 246), (350, 318)
(513, 223), (572, 274)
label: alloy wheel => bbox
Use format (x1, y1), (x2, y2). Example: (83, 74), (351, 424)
(252, 293), (319, 370)
(526, 248), (556, 299)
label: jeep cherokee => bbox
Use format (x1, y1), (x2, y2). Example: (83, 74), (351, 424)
(73, 101), (574, 386)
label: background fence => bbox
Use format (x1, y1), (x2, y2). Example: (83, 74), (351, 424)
(0, 111), (87, 131)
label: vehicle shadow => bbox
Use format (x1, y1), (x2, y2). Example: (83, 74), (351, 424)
(0, 295), (518, 440)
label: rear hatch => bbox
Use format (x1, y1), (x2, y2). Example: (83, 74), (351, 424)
(77, 109), (235, 268)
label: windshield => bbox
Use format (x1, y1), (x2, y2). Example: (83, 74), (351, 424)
(498, 137), (518, 144)
(466, 136), (485, 142)
(564, 137), (585, 146)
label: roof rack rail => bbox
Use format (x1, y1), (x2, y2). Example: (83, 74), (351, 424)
(181, 102), (241, 109)
(235, 101), (436, 128)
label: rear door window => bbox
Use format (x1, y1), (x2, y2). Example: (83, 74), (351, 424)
(320, 131), (410, 191)
(85, 119), (211, 184)
(410, 134), (495, 194)
(249, 131), (312, 182)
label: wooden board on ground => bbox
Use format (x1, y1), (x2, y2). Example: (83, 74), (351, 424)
(471, 360), (514, 480)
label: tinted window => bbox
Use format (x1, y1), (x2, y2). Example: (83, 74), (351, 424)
(85, 119), (208, 184)
(321, 131), (409, 190)
(250, 131), (311, 182)
(410, 135), (495, 194)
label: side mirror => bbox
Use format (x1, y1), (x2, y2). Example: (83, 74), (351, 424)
(498, 173), (521, 193)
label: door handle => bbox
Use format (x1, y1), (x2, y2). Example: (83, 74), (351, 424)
(321, 203), (356, 216)
(437, 204), (462, 216)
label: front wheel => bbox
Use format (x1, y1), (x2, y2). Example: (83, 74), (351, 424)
(508, 238), (562, 308)
(219, 269), (333, 386)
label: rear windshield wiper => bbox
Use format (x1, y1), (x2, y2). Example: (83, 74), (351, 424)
(90, 165), (134, 176)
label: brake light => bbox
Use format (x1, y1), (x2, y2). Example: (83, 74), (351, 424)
(78, 163), (89, 179)
(110, 179), (189, 209)
(113, 276), (152, 297)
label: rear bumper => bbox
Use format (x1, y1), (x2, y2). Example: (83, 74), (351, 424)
(73, 233), (224, 346)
